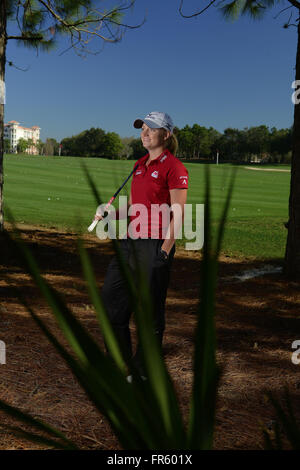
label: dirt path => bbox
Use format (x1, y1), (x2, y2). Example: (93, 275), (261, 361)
(0, 225), (299, 450)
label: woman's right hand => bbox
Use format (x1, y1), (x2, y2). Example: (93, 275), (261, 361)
(94, 209), (114, 221)
(94, 213), (103, 221)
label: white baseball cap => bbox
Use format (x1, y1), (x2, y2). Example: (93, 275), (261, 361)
(134, 111), (174, 133)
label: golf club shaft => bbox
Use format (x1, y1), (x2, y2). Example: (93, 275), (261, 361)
(88, 163), (139, 232)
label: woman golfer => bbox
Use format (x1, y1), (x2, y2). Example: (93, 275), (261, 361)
(96, 111), (188, 380)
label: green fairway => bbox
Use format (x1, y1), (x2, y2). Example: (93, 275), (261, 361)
(3, 155), (290, 259)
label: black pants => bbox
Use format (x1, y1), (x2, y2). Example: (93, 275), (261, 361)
(101, 238), (175, 375)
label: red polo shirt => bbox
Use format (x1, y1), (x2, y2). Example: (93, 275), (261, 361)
(129, 149), (189, 239)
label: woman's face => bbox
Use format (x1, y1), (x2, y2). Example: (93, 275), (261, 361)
(141, 124), (169, 151)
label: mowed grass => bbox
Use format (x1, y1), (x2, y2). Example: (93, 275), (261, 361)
(3, 154), (290, 259)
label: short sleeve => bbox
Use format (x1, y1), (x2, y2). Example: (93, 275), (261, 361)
(167, 160), (189, 189)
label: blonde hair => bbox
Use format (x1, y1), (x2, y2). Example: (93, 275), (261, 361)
(161, 129), (178, 156)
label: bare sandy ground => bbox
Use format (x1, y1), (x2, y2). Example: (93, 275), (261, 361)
(0, 225), (299, 450)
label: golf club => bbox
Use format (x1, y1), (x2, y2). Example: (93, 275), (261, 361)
(88, 163), (139, 232)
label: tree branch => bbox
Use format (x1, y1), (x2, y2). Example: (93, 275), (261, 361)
(36, 0), (142, 45)
(288, 0), (300, 9)
(281, 11), (299, 28)
(103, 17), (145, 30)
(6, 60), (30, 72)
(179, 0), (218, 18)
(7, 1), (143, 57)
(7, 35), (44, 41)
(37, 0), (71, 28)
(274, 5), (294, 19)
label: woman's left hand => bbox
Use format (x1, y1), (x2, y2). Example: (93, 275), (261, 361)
(154, 249), (169, 268)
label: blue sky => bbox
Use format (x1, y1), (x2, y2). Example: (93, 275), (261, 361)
(4, 0), (297, 142)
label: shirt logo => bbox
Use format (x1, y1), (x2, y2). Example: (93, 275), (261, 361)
(151, 171), (159, 178)
(180, 176), (188, 185)
(135, 170), (142, 175)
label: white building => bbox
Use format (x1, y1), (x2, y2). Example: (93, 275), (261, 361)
(4, 120), (41, 154)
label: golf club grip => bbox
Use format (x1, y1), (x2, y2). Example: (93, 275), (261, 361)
(87, 208), (112, 232)
(88, 219), (98, 232)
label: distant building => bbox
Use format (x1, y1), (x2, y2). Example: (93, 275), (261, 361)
(4, 120), (41, 154)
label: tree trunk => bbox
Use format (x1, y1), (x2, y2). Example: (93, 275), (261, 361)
(283, 18), (300, 277)
(0, 1), (7, 232)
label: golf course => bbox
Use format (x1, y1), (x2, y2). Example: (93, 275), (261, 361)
(3, 154), (290, 259)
